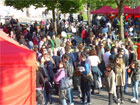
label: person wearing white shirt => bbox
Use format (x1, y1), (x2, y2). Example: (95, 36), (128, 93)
(104, 47), (111, 67)
(87, 49), (102, 94)
(39, 36), (46, 51)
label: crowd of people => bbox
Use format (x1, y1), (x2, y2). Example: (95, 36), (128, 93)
(0, 14), (140, 105)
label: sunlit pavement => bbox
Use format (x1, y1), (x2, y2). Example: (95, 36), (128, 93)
(48, 85), (140, 105)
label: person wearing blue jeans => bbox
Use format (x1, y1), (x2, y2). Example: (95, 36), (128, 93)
(44, 81), (53, 105)
(61, 99), (67, 105)
(91, 66), (102, 94)
(67, 87), (74, 105)
(60, 88), (74, 105)
(130, 60), (140, 104)
(124, 70), (128, 93)
(79, 53), (91, 104)
(131, 80), (139, 103)
(43, 90), (48, 105)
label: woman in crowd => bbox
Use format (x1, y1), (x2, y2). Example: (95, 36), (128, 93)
(129, 60), (140, 103)
(87, 49), (102, 94)
(54, 62), (68, 105)
(44, 54), (55, 85)
(114, 57), (125, 104)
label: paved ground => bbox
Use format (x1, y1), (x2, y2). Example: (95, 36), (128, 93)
(48, 85), (140, 105)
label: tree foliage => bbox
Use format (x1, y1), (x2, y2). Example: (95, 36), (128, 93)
(58, 0), (83, 13)
(5, 0), (83, 13)
(5, 0), (31, 10)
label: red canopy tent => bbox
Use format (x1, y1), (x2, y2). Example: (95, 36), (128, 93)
(112, 6), (133, 14)
(91, 6), (115, 14)
(129, 6), (140, 15)
(0, 31), (36, 105)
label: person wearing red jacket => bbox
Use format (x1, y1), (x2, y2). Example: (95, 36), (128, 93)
(81, 27), (88, 45)
(3, 25), (8, 34)
(124, 30), (129, 38)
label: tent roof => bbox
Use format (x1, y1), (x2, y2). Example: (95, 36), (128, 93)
(0, 30), (36, 66)
(129, 6), (140, 15)
(91, 6), (114, 14)
(113, 6), (133, 14)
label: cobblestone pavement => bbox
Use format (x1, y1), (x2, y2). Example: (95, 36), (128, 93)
(48, 86), (140, 105)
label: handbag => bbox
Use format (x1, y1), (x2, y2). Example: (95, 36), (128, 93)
(83, 71), (94, 83)
(127, 76), (131, 84)
(59, 70), (72, 90)
(60, 77), (72, 90)
(97, 76), (102, 88)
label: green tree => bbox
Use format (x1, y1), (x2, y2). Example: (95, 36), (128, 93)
(58, 0), (83, 14)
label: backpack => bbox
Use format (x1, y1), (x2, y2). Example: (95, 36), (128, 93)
(65, 62), (74, 78)
(60, 70), (72, 90)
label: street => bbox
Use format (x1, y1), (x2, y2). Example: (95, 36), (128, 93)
(50, 86), (140, 105)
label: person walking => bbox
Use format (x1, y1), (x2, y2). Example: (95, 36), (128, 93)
(62, 54), (74, 105)
(54, 62), (68, 105)
(130, 60), (140, 103)
(114, 57), (125, 104)
(36, 67), (46, 105)
(87, 49), (102, 94)
(81, 27), (88, 45)
(106, 64), (119, 105)
(79, 53), (91, 105)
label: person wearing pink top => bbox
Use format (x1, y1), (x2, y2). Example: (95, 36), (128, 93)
(54, 68), (65, 84)
(54, 62), (68, 105)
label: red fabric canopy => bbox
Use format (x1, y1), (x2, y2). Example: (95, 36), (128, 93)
(91, 6), (115, 14)
(112, 6), (133, 14)
(0, 30), (36, 105)
(129, 6), (140, 15)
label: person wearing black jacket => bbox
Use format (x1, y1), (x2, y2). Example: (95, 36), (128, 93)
(130, 60), (140, 103)
(128, 47), (136, 65)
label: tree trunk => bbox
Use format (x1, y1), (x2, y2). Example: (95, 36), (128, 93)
(56, 9), (59, 22)
(26, 8), (29, 17)
(118, 0), (124, 40)
(119, 11), (124, 40)
(87, 3), (91, 27)
(87, 3), (91, 36)
(52, 9), (57, 34)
